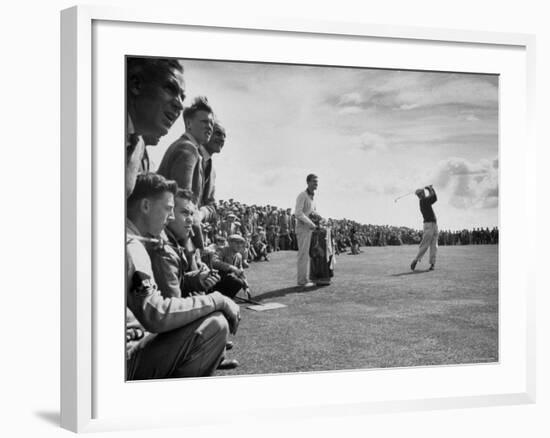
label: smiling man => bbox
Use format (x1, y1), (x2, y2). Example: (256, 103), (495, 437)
(126, 57), (185, 198)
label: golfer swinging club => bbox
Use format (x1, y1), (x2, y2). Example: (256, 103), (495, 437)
(410, 185), (439, 271)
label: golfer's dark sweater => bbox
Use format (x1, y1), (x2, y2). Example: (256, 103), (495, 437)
(419, 192), (437, 223)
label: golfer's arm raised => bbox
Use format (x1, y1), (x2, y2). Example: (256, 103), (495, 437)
(426, 185), (437, 202)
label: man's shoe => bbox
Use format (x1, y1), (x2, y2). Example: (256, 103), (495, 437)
(225, 341), (234, 351)
(410, 260), (417, 271)
(429, 264), (435, 271)
(218, 358), (239, 370)
(298, 281), (315, 288)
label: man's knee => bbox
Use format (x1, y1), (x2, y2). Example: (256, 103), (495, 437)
(197, 311), (229, 340)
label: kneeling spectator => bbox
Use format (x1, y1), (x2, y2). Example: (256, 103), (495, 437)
(252, 227), (269, 261)
(210, 234), (250, 299)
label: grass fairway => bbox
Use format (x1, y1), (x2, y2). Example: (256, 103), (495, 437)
(218, 245), (498, 376)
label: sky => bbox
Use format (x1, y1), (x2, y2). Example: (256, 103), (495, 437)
(147, 60), (499, 231)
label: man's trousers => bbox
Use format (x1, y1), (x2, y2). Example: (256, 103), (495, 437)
(126, 312), (228, 380)
(414, 222), (439, 265)
(296, 227), (313, 285)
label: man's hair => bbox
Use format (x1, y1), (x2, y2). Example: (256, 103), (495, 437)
(175, 188), (197, 203)
(183, 96), (213, 124)
(127, 173), (178, 207)
(306, 173), (318, 183)
(212, 120), (225, 131)
(127, 57), (184, 86)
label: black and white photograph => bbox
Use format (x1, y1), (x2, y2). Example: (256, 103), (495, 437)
(125, 56), (499, 381)
(3, 0), (545, 434)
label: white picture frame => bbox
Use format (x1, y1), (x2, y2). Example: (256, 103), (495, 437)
(60, 5), (536, 433)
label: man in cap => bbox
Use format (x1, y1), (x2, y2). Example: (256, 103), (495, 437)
(221, 213), (239, 237)
(209, 234), (250, 299)
(410, 185), (439, 271)
(278, 208), (292, 251)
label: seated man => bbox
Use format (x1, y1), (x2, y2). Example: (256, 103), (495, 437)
(146, 188), (221, 299)
(251, 229), (269, 261)
(210, 234), (251, 299)
(126, 173), (241, 379)
(206, 234), (227, 253)
(241, 232), (252, 268)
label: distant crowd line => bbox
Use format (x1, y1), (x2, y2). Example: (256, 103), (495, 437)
(207, 199), (499, 261)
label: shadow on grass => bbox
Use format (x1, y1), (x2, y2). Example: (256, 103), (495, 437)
(253, 285), (325, 301)
(390, 269), (432, 277)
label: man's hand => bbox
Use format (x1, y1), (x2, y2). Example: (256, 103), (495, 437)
(199, 269), (221, 291)
(231, 266), (245, 277)
(221, 296), (241, 335)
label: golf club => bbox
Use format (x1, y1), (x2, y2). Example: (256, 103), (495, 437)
(394, 191), (414, 203)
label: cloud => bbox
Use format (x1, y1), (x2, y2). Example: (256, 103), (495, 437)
(338, 92), (364, 106)
(338, 106), (363, 115)
(481, 197), (498, 209)
(432, 157), (498, 209)
(399, 103), (421, 111)
(331, 72), (498, 115)
(395, 76), (498, 110)
(358, 131), (387, 153)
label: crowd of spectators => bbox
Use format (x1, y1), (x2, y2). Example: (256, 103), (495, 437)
(203, 199), (499, 259)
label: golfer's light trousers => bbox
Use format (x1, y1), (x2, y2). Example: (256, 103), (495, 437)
(296, 226), (313, 285)
(414, 221), (439, 265)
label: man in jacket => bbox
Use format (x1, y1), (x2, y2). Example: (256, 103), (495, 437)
(126, 173), (240, 379)
(157, 96), (215, 222)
